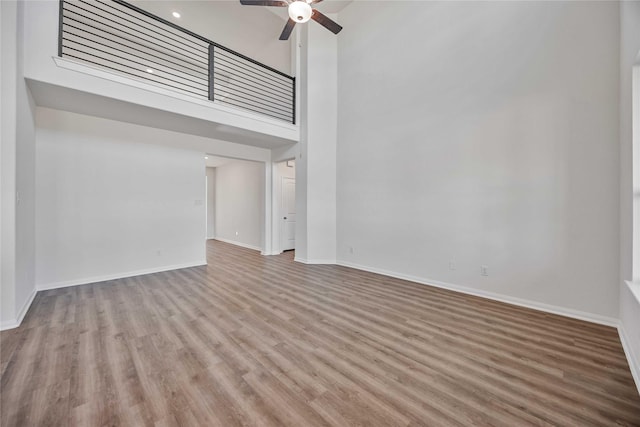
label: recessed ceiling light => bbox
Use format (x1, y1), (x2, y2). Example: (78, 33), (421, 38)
(146, 68), (154, 73)
(205, 156), (209, 159)
(172, 11), (181, 18)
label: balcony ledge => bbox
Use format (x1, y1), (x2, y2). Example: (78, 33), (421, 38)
(26, 56), (299, 149)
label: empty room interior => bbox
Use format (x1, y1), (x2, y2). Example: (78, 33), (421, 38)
(2, 0), (640, 425)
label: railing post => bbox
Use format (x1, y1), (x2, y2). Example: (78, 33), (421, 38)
(208, 44), (215, 102)
(58, 0), (64, 57)
(292, 77), (296, 125)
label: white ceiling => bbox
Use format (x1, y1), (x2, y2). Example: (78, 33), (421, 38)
(281, 0), (353, 14)
(267, 0), (353, 19)
(314, 0), (353, 14)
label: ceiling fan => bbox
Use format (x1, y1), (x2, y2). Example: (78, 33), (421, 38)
(239, 0), (343, 41)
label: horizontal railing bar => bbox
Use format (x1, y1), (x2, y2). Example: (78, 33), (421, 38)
(63, 30), (208, 77)
(214, 97), (291, 121)
(213, 43), (292, 81)
(83, 0), (206, 52)
(213, 63), (293, 101)
(111, 0), (214, 46)
(62, 19), (207, 72)
(213, 59), (293, 97)
(65, 53), (207, 98)
(214, 52), (293, 89)
(213, 71), (292, 105)
(212, 74), (293, 110)
(63, 5), (207, 61)
(212, 72), (292, 101)
(62, 48), (208, 96)
(212, 84), (293, 116)
(62, 18), (207, 72)
(214, 48), (293, 87)
(213, 55), (293, 94)
(92, 0), (206, 51)
(112, 0), (293, 81)
(62, 7), (207, 64)
(63, 40), (208, 88)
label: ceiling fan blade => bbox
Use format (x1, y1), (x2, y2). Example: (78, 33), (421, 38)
(240, 0), (288, 6)
(279, 18), (296, 40)
(311, 9), (342, 34)
(309, 0), (323, 4)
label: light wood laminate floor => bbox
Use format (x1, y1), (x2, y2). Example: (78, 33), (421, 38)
(1, 240), (639, 426)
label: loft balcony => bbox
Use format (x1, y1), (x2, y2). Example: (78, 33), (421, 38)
(22, 0), (299, 148)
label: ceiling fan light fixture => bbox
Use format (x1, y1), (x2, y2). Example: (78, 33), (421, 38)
(288, 1), (312, 23)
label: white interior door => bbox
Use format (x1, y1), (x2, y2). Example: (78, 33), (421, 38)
(281, 177), (296, 251)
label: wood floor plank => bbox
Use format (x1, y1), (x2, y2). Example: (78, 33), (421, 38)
(1, 240), (639, 426)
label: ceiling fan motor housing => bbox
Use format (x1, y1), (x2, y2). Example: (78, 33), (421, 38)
(288, 1), (312, 23)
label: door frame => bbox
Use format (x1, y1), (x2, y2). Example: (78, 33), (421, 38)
(270, 156), (297, 255)
(280, 176), (296, 251)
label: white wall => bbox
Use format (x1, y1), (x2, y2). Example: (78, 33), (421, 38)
(621, 0), (640, 286)
(15, 0), (36, 323)
(35, 108), (207, 289)
(1, 0), (37, 330)
(215, 159), (264, 250)
(206, 167), (216, 239)
(336, 1), (620, 322)
(619, 0), (640, 392)
(1, 0), (19, 326)
(295, 22), (338, 264)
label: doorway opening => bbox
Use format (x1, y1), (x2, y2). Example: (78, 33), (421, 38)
(205, 155), (266, 252)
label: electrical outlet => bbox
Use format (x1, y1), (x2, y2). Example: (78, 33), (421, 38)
(449, 261), (456, 271)
(235, 231), (239, 236)
(349, 246), (354, 254)
(480, 265), (489, 276)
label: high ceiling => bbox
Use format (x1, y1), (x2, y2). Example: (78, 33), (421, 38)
(267, 0), (353, 15)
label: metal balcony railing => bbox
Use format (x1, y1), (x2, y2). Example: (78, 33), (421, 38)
(58, 0), (296, 124)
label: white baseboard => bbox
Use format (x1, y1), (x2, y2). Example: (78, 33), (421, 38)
(619, 325), (640, 395)
(336, 259), (619, 327)
(16, 288), (37, 326)
(214, 238), (261, 252)
(262, 251), (282, 256)
(0, 287), (37, 331)
(36, 260), (207, 291)
(0, 320), (19, 331)
(294, 257), (336, 265)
